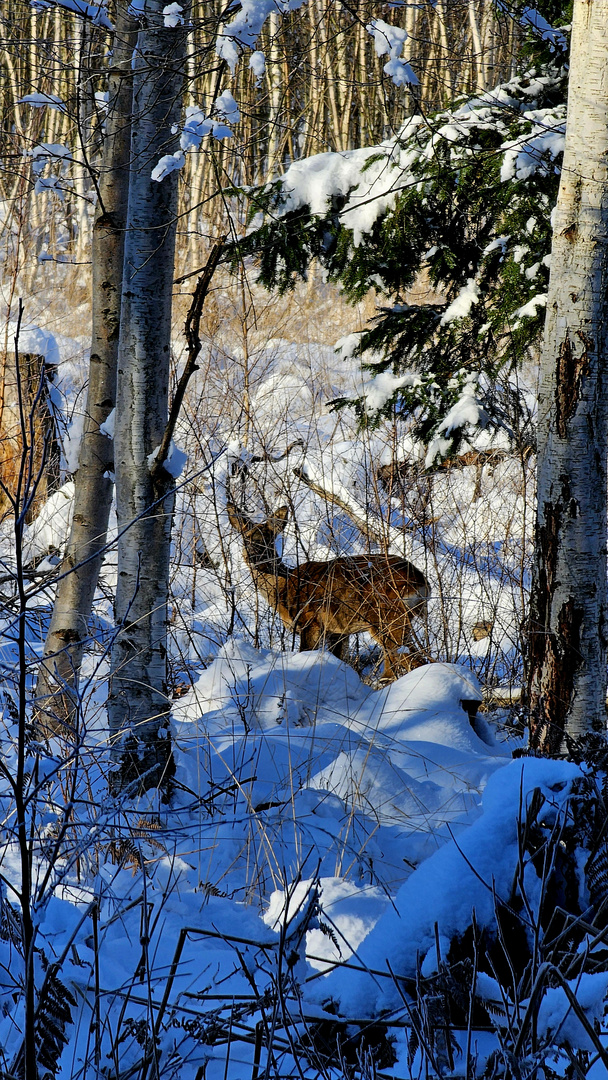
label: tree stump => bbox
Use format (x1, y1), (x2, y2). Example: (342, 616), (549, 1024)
(0, 352), (60, 523)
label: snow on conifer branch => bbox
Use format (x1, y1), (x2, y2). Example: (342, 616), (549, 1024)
(235, 63), (567, 457)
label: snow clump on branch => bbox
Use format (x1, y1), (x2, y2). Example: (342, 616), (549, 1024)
(215, 0), (308, 73)
(18, 92), (66, 112)
(366, 18), (418, 87)
(151, 90), (240, 181)
(249, 50), (266, 81)
(162, 2), (183, 26)
(29, 0), (112, 29)
(440, 278), (480, 325)
(147, 440), (187, 479)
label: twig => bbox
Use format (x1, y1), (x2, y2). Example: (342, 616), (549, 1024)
(248, 439), (304, 466)
(151, 238), (225, 483)
(513, 961), (608, 1069)
(292, 466), (385, 547)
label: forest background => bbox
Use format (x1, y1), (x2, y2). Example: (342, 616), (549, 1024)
(4, 2), (608, 1079)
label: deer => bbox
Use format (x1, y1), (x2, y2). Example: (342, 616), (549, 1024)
(227, 502), (430, 679)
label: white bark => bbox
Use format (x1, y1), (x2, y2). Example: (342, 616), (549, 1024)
(36, 3), (136, 737)
(265, 11), (283, 180)
(73, 16), (92, 264)
(468, 1), (485, 92)
(528, 1), (608, 753)
(107, 0), (187, 793)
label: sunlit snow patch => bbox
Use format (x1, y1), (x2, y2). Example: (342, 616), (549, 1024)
(173, 641), (510, 905)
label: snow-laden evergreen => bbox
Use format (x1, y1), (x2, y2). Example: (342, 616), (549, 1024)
(238, 62), (567, 458)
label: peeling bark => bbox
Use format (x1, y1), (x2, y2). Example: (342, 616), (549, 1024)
(556, 333), (590, 439)
(528, 0), (608, 751)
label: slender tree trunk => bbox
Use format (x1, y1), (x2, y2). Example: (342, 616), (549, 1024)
(301, 0), (321, 157)
(318, 1), (340, 150)
(73, 15), (91, 264)
(528, 0), (608, 754)
(265, 11), (283, 179)
(434, 0), (451, 103)
(468, 1), (485, 92)
(35, 4), (136, 736)
(107, 0), (187, 794)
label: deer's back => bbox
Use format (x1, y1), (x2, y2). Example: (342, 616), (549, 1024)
(280, 554), (429, 633)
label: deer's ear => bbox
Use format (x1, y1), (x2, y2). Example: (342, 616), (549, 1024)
(272, 506), (290, 530)
(226, 503), (243, 531)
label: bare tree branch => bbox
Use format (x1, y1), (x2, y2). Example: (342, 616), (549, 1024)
(292, 465), (385, 548)
(151, 238), (225, 484)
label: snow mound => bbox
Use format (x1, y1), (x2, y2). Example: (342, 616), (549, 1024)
(173, 641), (511, 923)
(22, 481), (74, 564)
(320, 756), (582, 1016)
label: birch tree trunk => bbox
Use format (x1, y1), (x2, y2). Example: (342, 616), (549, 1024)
(265, 11), (283, 180)
(528, 0), (608, 754)
(35, 4), (136, 737)
(107, 0), (187, 794)
(468, 1), (485, 93)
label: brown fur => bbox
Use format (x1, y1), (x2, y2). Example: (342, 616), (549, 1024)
(227, 503), (429, 678)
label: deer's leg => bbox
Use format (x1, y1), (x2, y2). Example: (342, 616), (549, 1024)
(325, 632), (349, 661)
(369, 628), (398, 680)
(399, 616), (427, 671)
(379, 621), (425, 679)
(399, 648), (426, 673)
(299, 623), (323, 652)
(380, 642), (400, 680)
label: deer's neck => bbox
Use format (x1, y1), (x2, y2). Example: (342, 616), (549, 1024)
(246, 555), (297, 631)
(244, 550), (290, 594)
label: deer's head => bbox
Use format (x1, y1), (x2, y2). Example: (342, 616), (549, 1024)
(227, 503), (289, 569)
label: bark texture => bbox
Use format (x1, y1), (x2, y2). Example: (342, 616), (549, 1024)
(35, 5), (137, 737)
(107, 2), (187, 793)
(528, 2), (608, 753)
(0, 351), (59, 523)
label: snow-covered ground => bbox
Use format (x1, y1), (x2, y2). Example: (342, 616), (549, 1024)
(0, 642), (520, 1077)
(4, 292), (604, 1077)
